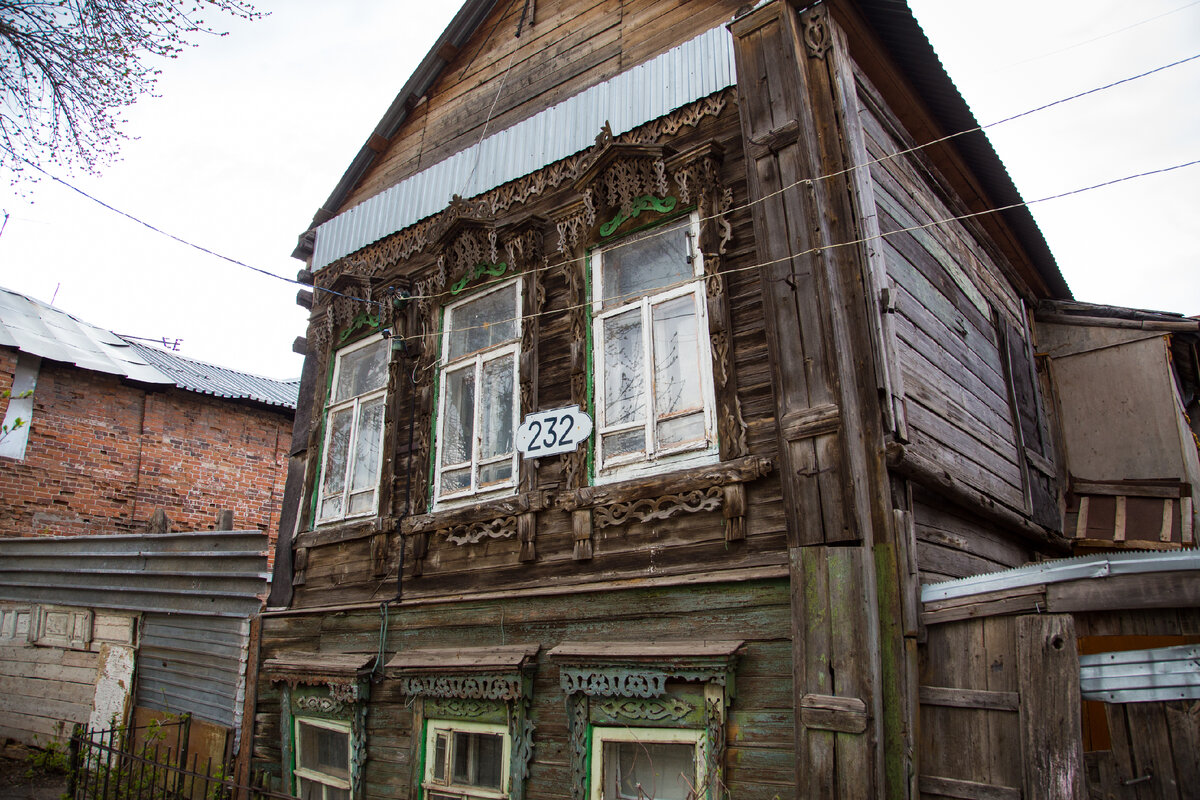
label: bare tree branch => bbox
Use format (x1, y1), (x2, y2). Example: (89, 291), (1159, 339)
(0, 0), (261, 177)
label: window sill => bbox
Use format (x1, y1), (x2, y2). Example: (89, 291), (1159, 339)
(561, 454), (773, 512)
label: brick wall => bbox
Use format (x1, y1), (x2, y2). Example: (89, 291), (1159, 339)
(0, 354), (292, 561)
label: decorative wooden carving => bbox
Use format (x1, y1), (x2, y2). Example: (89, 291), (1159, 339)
(518, 512), (537, 563)
(592, 486), (723, 529)
(802, 5), (831, 59)
(595, 697), (693, 722)
(572, 509), (593, 561)
(444, 516), (518, 545)
(319, 88), (736, 280)
(423, 697), (498, 719)
(395, 674), (524, 701)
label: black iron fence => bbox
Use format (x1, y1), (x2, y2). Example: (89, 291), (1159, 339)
(67, 716), (292, 800)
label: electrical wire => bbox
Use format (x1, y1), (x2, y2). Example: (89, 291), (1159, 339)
(368, 155), (1200, 355)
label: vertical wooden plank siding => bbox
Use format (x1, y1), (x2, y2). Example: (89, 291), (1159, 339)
(1017, 614), (1086, 800)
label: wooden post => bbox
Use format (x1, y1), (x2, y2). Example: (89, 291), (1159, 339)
(1017, 614), (1085, 800)
(215, 509), (234, 530)
(730, 1), (911, 794)
(146, 508), (171, 533)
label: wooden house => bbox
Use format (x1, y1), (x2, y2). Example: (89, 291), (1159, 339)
(254, 1), (1199, 798)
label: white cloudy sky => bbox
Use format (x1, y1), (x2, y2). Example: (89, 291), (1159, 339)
(0, 0), (1195, 380)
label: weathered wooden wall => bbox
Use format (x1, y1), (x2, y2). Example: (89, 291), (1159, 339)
(0, 606), (138, 745)
(292, 97), (791, 610)
(255, 579), (794, 800)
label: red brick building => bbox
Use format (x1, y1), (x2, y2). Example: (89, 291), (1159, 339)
(0, 287), (297, 547)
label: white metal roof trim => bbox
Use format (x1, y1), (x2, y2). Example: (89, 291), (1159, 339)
(1079, 645), (1200, 703)
(312, 24), (737, 270)
(920, 550), (1200, 603)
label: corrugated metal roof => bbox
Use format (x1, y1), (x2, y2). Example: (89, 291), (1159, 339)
(1080, 645), (1200, 703)
(124, 339), (299, 410)
(920, 550), (1200, 603)
(0, 285), (297, 410)
(0, 285), (169, 385)
(0, 530), (270, 618)
(311, 24), (737, 270)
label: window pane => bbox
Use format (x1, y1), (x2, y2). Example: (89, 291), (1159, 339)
(335, 338), (388, 402)
(350, 397), (385, 493)
(433, 733), (448, 782)
(441, 367), (476, 468)
(298, 723), (349, 780)
(652, 295), (703, 422)
(658, 412), (705, 450)
(319, 494), (343, 521)
(322, 408), (353, 497)
(440, 467), (472, 496)
(602, 430), (645, 460)
(479, 356), (515, 461)
(604, 741), (696, 800)
(451, 731), (504, 790)
(603, 309), (645, 427)
(478, 460), (512, 488)
(601, 227), (690, 308)
(448, 284), (518, 360)
(347, 491), (374, 516)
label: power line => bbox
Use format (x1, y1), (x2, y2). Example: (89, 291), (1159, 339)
(379, 155), (1200, 353)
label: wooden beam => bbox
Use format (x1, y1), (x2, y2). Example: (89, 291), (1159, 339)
(1017, 614), (1085, 800)
(919, 685), (1018, 712)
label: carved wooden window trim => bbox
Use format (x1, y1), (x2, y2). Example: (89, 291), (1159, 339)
(548, 641), (741, 800)
(387, 645), (538, 800)
(265, 653), (373, 800)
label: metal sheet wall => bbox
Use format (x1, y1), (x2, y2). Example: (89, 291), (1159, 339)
(136, 614), (251, 728)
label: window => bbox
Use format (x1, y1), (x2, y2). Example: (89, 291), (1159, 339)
(590, 727), (705, 800)
(294, 717), (353, 800)
(423, 720), (511, 800)
(0, 352), (40, 461)
(317, 334), (389, 524)
(591, 214), (716, 480)
(435, 280), (521, 503)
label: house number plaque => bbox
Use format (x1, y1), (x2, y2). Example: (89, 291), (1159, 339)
(516, 406), (593, 458)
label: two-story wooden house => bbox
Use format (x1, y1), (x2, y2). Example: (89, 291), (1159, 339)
(252, 1), (1198, 798)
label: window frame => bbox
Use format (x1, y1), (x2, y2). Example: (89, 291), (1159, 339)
(315, 332), (390, 525)
(590, 212), (718, 482)
(433, 278), (523, 507)
(293, 716), (354, 800)
(588, 726), (706, 800)
(422, 718), (512, 800)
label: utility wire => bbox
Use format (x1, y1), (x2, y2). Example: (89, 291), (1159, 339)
(377, 156), (1200, 353)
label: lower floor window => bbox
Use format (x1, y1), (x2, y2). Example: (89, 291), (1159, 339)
(294, 717), (352, 800)
(590, 727), (705, 800)
(424, 720), (511, 799)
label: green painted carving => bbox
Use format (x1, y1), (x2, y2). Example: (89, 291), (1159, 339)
(595, 697), (693, 722)
(396, 673), (524, 700)
(599, 195), (678, 237)
(508, 699), (536, 800)
(450, 261), (509, 295)
(565, 695), (589, 800)
(338, 311), (381, 344)
(424, 697), (504, 722)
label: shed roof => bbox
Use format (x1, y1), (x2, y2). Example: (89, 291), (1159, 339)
(0, 285), (298, 410)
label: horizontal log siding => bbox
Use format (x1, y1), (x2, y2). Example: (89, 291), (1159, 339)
(294, 101), (786, 608)
(343, 0), (747, 212)
(255, 578), (794, 800)
(912, 487), (1032, 585)
(854, 70), (1033, 554)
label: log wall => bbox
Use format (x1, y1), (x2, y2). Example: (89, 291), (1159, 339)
(255, 579), (794, 800)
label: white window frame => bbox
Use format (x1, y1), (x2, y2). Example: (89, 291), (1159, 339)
(293, 716), (353, 800)
(316, 333), (389, 525)
(433, 279), (522, 507)
(591, 213), (718, 482)
(422, 719), (512, 800)
(588, 726), (706, 800)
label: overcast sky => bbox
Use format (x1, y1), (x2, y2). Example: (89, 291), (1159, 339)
(0, 0), (1195, 380)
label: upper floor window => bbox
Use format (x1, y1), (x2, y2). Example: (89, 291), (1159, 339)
(590, 727), (705, 800)
(317, 334), (388, 524)
(435, 280), (521, 503)
(591, 214), (717, 480)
